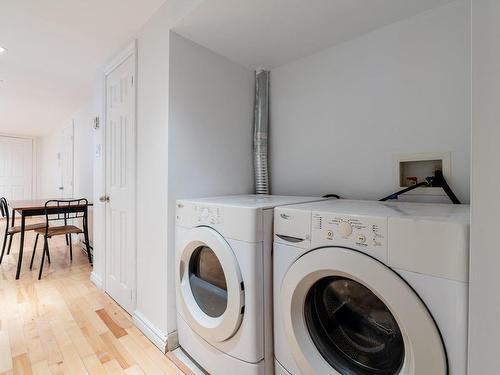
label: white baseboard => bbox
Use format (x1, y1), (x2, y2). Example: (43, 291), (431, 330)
(90, 271), (103, 289)
(133, 310), (168, 352)
(167, 330), (179, 351)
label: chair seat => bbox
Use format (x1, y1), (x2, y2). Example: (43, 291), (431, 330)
(7, 222), (46, 234)
(34, 225), (83, 238)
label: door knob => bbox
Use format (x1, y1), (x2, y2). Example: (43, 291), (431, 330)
(99, 196), (110, 202)
(58, 186), (64, 190)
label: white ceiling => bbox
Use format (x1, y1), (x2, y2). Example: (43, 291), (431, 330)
(0, 0), (166, 136)
(174, 0), (457, 70)
(1, 0), (458, 137)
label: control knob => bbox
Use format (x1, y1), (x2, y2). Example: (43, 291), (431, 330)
(338, 221), (353, 238)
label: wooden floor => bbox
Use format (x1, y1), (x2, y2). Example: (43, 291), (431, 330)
(0, 219), (186, 375)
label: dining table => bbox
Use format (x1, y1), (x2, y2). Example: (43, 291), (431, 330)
(8, 199), (93, 279)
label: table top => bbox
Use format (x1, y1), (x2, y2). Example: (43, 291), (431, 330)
(9, 199), (93, 211)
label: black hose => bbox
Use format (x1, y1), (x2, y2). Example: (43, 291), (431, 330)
(323, 194), (341, 199)
(433, 170), (461, 204)
(379, 181), (429, 202)
(379, 170), (461, 204)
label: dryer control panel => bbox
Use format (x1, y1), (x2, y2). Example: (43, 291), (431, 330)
(311, 213), (388, 262)
(193, 205), (222, 225)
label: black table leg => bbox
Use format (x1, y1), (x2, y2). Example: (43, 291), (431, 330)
(15, 213), (25, 280)
(7, 210), (15, 255)
(84, 211), (92, 264)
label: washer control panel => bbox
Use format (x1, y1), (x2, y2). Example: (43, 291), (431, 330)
(311, 212), (388, 262)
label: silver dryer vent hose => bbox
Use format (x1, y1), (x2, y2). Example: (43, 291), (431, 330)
(254, 70), (270, 195)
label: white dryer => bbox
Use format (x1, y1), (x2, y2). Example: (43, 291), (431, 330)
(175, 195), (324, 375)
(273, 200), (469, 375)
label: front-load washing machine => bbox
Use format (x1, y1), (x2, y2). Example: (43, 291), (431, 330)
(175, 195), (324, 375)
(273, 200), (469, 375)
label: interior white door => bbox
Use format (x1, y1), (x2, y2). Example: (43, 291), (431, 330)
(104, 51), (136, 313)
(0, 136), (33, 200)
(60, 123), (74, 198)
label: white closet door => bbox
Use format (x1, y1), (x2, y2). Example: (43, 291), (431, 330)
(0, 136), (33, 200)
(104, 51), (136, 313)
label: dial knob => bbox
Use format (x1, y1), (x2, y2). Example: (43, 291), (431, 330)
(338, 221), (353, 238)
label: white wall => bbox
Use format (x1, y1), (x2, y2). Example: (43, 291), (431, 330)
(131, 0), (204, 349)
(73, 102), (94, 200)
(166, 32), (254, 333)
(37, 102), (94, 200)
(91, 75), (105, 286)
(469, 0), (500, 373)
(270, 0), (470, 203)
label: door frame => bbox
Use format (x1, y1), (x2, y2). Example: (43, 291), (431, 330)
(100, 40), (138, 312)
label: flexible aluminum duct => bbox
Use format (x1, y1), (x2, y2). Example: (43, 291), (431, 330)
(254, 70), (270, 194)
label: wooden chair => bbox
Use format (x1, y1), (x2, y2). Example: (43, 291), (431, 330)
(0, 197), (46, 265)
(33, 198), (91, 279)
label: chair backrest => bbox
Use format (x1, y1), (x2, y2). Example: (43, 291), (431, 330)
(0, 197), (9, 221)
(43, 198), (88, 228)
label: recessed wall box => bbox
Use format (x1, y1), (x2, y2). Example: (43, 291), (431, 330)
(393, 152), (451, 196)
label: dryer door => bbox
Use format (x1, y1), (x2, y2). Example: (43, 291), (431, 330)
(280, 247), (447, 375)
(178, 226), (244, 342)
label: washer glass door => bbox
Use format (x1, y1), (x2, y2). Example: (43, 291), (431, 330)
(304, 276), (404, 375)
(280, 246), (447, 375)
(179, 226), (244, 343)
(189, 245), (228, 318)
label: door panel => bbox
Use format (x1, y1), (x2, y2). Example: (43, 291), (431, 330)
(0, 136), (33, 200)
(105, 53), (136, 313)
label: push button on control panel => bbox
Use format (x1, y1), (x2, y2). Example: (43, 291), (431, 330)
(357, 234), (366, 244)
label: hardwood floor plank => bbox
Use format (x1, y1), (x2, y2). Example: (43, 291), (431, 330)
(82, 354), (108, 375)
(12, 353), (32, 375)
(118, 335), (166, 375)
(166, 352), (195, 375)
(34, 320), (63, 366)
(80, 325), (112, 364)
(99, 333), (134, 370)
(123, 365), (146, 375)
(0, 331), (13, 373)
(143, 347), (183, 375)
(26, 337), (45, 365)
(67, 326), (95, 358)
(95, 310), (127, 339)
(102, 359), (125, 375)
(59, 343), (88, 375)
(7, 318), (27, 358)
(31, 361), (51, 375)
(124, 328), (151, 350)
